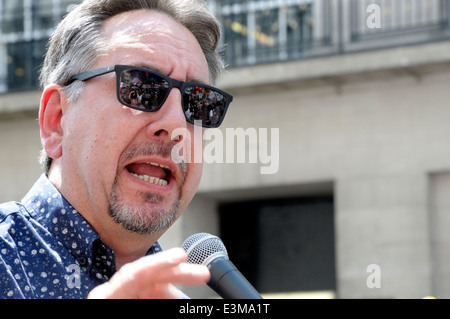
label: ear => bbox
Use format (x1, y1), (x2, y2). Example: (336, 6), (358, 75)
(39, 84), (66, 160)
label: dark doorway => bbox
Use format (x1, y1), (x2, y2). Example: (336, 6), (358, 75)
(219, 196), (336, 294)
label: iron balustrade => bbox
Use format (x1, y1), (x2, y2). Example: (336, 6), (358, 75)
(216, 0), (450, 69)
(2, 0), (450, 94)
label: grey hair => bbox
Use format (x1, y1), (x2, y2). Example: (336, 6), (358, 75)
(39, 0), (225, 173)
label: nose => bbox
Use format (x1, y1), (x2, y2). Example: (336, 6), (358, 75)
(144, 88), (188, 141)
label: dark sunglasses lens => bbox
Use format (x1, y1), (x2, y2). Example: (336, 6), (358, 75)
(182, 86), (227, 127)
(119, 69), (170, 111)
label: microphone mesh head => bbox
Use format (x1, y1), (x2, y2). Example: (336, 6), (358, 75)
(181, 233), (228, 266)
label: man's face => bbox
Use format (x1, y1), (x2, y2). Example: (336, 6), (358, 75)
(58, 10), (209, 236)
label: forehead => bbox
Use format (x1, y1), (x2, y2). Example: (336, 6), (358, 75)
(99, 9), (209, 83)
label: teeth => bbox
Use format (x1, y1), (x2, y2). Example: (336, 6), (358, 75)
(131, 173), (168, 186)
(146, 162), (170, 170)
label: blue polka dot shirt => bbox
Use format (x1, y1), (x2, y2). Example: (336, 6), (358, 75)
(0, 174), (162, 299)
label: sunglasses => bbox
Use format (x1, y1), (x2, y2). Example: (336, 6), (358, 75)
(67, 65), (233, 128)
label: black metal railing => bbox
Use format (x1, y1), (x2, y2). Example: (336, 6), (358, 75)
(217, 0), (450, 68)
(2, 0), (450, 94)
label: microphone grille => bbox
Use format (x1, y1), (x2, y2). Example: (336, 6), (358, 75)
(181, 233), (228, 266)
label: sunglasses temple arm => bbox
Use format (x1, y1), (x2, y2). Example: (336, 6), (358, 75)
(67, 65), (117, 85)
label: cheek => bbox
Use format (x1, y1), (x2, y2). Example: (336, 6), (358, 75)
(179, 161), (203, 211)
(184, 126), (204, 191)
(184, 125), (205, 163)
(64, 84), (131, 162)
(62, 105), (124, 178)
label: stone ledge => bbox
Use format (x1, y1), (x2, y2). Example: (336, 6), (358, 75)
(218, 40), (450, 93)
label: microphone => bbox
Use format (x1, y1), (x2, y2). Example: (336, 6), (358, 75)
(181, 232), (262, 299)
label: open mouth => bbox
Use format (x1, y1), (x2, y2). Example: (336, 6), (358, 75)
(126, 161), (172, 187)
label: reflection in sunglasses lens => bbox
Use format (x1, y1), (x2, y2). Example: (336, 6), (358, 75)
(183, 86), (225, 127)
(120, 70), (170, 111)
(118, 68), (227, 127)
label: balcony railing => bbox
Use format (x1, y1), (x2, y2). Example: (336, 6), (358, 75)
(2, 0), (450, 94)
(215, 0), (450, 68)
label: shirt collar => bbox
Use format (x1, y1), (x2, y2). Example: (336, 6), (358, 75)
(22, 174), (109, 268)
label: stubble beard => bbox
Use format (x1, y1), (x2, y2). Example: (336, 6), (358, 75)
(107, 141), (186, 235)
(108, 183), (181, 235)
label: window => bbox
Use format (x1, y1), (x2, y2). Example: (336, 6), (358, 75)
(0, 0), (83, 93)
(6, 40), (47, 91)
(33, 0), (57, 30)
(1, 1), (24, 34)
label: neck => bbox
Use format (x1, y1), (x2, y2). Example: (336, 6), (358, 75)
(100, 227), (161, 270)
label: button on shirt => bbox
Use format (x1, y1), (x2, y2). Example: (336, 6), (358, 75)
(0, 174), (162, 299)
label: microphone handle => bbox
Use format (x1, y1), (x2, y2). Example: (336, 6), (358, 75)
(207, 257), (263, 299)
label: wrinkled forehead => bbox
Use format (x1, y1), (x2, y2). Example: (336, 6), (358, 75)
(99, 9), (210, 84)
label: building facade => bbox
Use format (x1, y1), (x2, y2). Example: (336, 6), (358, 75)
(2, 0), (450, 298)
